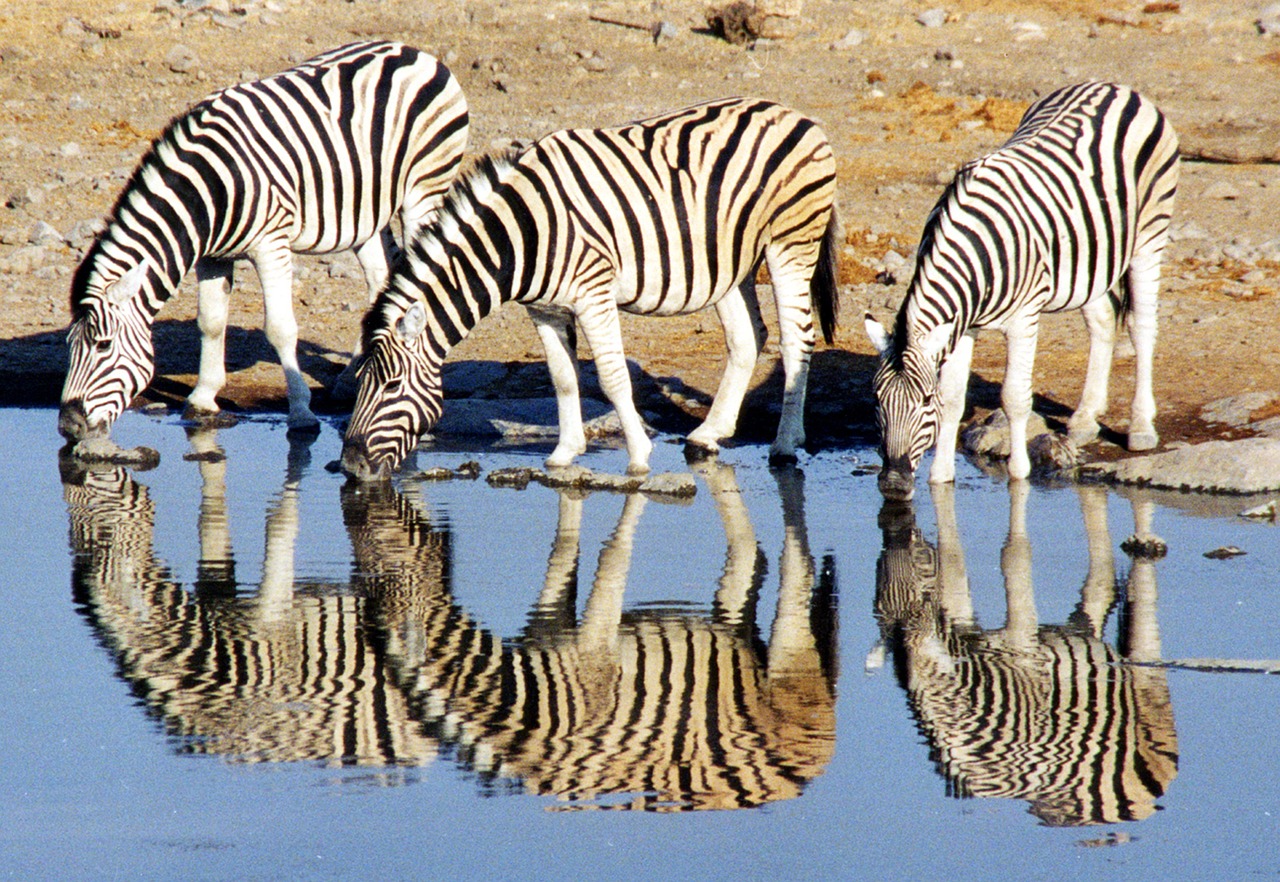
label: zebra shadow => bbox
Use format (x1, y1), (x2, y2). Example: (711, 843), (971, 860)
(347, 459), (840, 811)
(871, 482), (1178, 827)
(61, 428), (437, 774)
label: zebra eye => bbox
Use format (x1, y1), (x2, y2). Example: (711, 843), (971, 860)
(95, 339), (113, 353)
(382, 377), (403, 398)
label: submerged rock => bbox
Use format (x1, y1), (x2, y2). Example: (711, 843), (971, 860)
(70, 436), (160, 470)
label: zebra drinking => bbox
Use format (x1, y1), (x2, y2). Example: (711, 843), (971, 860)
(59, 41), (469, 443)
(340, 98), (839, 481)
(864, 82), (1179, 500)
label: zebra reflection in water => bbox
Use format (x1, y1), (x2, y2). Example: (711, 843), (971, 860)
(346, 461), (838, 811)
(61, 432), (434, 770)
(872, 483), (1177, 826)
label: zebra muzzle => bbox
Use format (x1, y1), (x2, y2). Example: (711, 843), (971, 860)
(58, 400), (94, 442)
(877, 460), (917, 502)
(339, 438), (391, 482)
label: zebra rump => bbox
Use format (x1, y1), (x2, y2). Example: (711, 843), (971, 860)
(60, 41), (469, 444)
(866, 81), (1179, 500)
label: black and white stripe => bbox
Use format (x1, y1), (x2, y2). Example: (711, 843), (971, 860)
(873, 484), (1178, 826)
(340, 97), (839, 480)
(865, 81), (1179, 500)
(59, 41), (468, 441)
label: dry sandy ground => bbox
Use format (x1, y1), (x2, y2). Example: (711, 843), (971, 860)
(1, 0), (1278, 456)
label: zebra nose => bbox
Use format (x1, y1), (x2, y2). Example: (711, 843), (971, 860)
(877, 463), (916, 502)
(340, 438), (390, 482)
(58, 400), (89, 441)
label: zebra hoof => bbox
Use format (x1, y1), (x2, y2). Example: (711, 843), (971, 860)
(1128, 431), (1159, 452)
(767, 450), (799, 468)
(625, 462), (651, 477)
(182, 404), (239, 429)
(682, 440), (719, 464)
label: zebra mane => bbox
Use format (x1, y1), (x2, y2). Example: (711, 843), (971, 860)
(361, 148), (524, 346)
(69, 107), (204, 318)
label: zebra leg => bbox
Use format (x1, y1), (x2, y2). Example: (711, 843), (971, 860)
(332, 230), (397, 401)
(1125, 249), (1162, 451)
(528, 306), (587, 468)
(1001, 317), (1040, 481)
(253, 243), (319, 432)
(1068, 294), (1119, 447)
(575, 295), (652, 475)
(928, 331), (975, 486)
(767, 270), (819, 463)
(687, 281), (766, 454)
(188, 258), (235, 415)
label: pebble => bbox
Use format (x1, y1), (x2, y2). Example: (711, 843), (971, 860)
(1203, 546), (1246, 560)
(28, 221), (63, 247)
(1200, 391), (1278, 427)
(1257, 3), (1280, 36)
(1202, 181), (1240, 200)
(1239, 500), (1278, 521)
(830, 28), (866, 50)
(916, 8), (948, 28)
(1, 245), (47, 274)
(165, 45), (200, 74)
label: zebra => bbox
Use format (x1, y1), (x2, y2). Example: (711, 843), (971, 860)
(339, 97), (839, 481)
(872, 482), (1178, 826)
(61, 440), (434, 768)
(864, 81), (1179, 501)
(59, 40), (469, 444)
(349, 462), (839, 810)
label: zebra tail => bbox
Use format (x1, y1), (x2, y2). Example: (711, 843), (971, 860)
(811, 210), (840, 345)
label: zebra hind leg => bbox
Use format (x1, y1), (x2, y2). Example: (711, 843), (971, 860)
(188, 258), (234, 417)
(686, 280), (766, 455)
(1124, 247), (1163, 451)
(528, 306), (588, 468)
(765, 258), (820, 464)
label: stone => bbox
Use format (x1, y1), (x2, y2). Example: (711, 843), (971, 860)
(1200, 391), (1278, 427)
(830, 28), (866, 50)
(441, 360), (509, 397)
(165, 44), (200, 74)
(1238, 500), (1278, 521)
(28, 221), (63, 247)
(916, 8), (948, 27)
(430, 397), (624, 440)
(1084, 437), (1280, 494)
(1257, 3), (1280, 36)
(960, 408), (1053, 458)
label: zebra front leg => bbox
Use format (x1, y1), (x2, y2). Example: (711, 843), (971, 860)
(928, 332), (974, 486)
(687, 281), (765, 455)
(1068, 294), (1119, 447)
(1001, 316), (1040, 481)
(332, 229), (397, 401)
(528, 306), (587, 468)
(575, 295), (652, 475)
(188, 258), (235, 416)
(1125, 248), (1163, 451)
(253, 243), (319, 432)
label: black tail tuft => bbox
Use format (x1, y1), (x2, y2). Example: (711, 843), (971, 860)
(810, 210), (840, 345)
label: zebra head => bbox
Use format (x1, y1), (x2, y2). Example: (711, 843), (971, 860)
(60, 263), (155, 441)
(865, 314), (953, 502)
(341, 300), (443, 481)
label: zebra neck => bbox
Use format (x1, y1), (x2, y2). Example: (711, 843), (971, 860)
(415, 232), (522, 358)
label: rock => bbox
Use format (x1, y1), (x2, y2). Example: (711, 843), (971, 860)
(916, 8), (948, 27)
(1200, 391), (1278, 427)
(28, 221), (63, 247)
(960, 408), (1053, 458)
(1121, 533), (1168, 559)
(1027, 431), (1079, 472)
(1239, 500), (1278, 521)
(165, 44), (200, 74)
(638, 472), (698, 499)
(442, 360), (509, 397)
(1202, 181), (1240, 200)
(830, 28), (866, 50)
(486, 467), (535, 489)
(1257, 3), (1280, 36)
(71, 436), (161, 470)
(64, 218), (105, 250)
(1203, 545), (1246, 560)
(1, 245), (47, 274)
(431, 397), (625, 440)
(1085, 437), (1280, 494)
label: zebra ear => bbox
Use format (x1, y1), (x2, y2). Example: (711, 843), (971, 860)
(919, 322), (955, 359)
(396, 302), (427, 343)
(106, 264), (148, 306)
(864, 313), (891, 357)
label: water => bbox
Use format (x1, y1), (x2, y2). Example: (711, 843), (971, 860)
(1, 407), (1277, 880)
